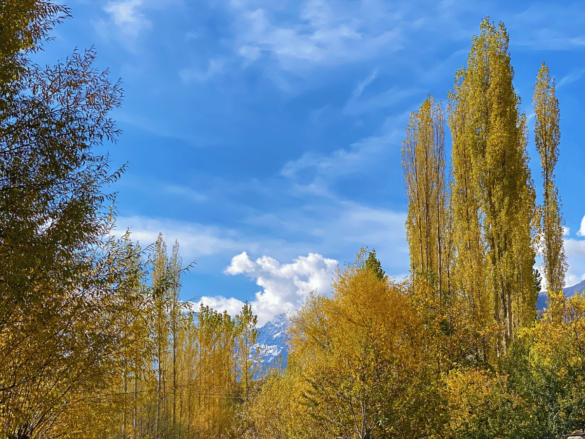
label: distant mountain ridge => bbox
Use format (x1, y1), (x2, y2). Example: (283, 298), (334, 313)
(563, 279), (585, 297)
(537, 279), (585, 310)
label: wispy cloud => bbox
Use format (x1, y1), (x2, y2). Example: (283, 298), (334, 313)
(230, 0), (404, 70)
(179, 59), (225, 83)
(282, 133), (392, 185)
(344, 86), (423, 116)
(163, 185), (207, 203)
(103, 0), (152, 38)
(96, 0), (182, 48)
(559, 68), (585, 88)
(114, 110), (224, 146)
(281, 111), (409, 191)
(113, 216), (246, 258)
(512, 3), (585, 51)
(351, 69), (379, 100)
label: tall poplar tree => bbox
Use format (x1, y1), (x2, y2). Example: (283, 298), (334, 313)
(533, 63), (567, 311)
(449, 18), (536, 353)
(403, 97), (451, 293)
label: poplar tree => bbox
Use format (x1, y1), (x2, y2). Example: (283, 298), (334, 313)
(403, 97), (451, 292)
(151, 237), (192, 437)
(449, 18), (536, 353)
(533, 63), (567, 314)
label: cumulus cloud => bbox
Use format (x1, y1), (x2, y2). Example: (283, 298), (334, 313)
(198, 252), (337, 327)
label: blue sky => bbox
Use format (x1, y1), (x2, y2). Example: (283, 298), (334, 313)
(44, 0), (585, 325)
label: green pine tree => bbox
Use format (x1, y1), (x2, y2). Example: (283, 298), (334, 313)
(366, 250), (386, 281)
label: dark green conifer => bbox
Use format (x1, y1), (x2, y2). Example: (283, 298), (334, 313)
(365, 250), (385, 281)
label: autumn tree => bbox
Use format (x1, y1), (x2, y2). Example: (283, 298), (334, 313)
(449, 18), (536, 355)
(286, 250), (433, 439)
(235, 303), (259, 403)
(0, 1), (148, 436)
(238, 366), (320, 439)
(0, 1), (69, 99)
(533, 63), (567, 318)
(403, 97), (451, 293)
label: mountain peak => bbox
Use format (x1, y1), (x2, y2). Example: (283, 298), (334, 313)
(252, 314), (290, 373)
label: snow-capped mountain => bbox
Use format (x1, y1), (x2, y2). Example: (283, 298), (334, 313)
(537, 279), (585, 310)
(251, 314), (290, 373)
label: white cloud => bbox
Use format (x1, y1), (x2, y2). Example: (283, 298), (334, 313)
(577, 215), (585, 237)
(565, 272), (585, 290)
(113, 216), (245, 258)
(564, 214), (585, 287)
(97, 0), (182, 47)
(566, 239), (585, 259)
(179, 59), (224, 83)
(199, 252), (338, 326)
(244, 199), (409, 277)
(103, 0), (152, 38)
(282, 133), (392, 182)
(281, 110), (409, 191)
(225, 251), (258, 275)
(231, 0), (404, 70)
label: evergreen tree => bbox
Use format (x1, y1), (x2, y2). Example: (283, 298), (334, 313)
(365, 249), (386, 281)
